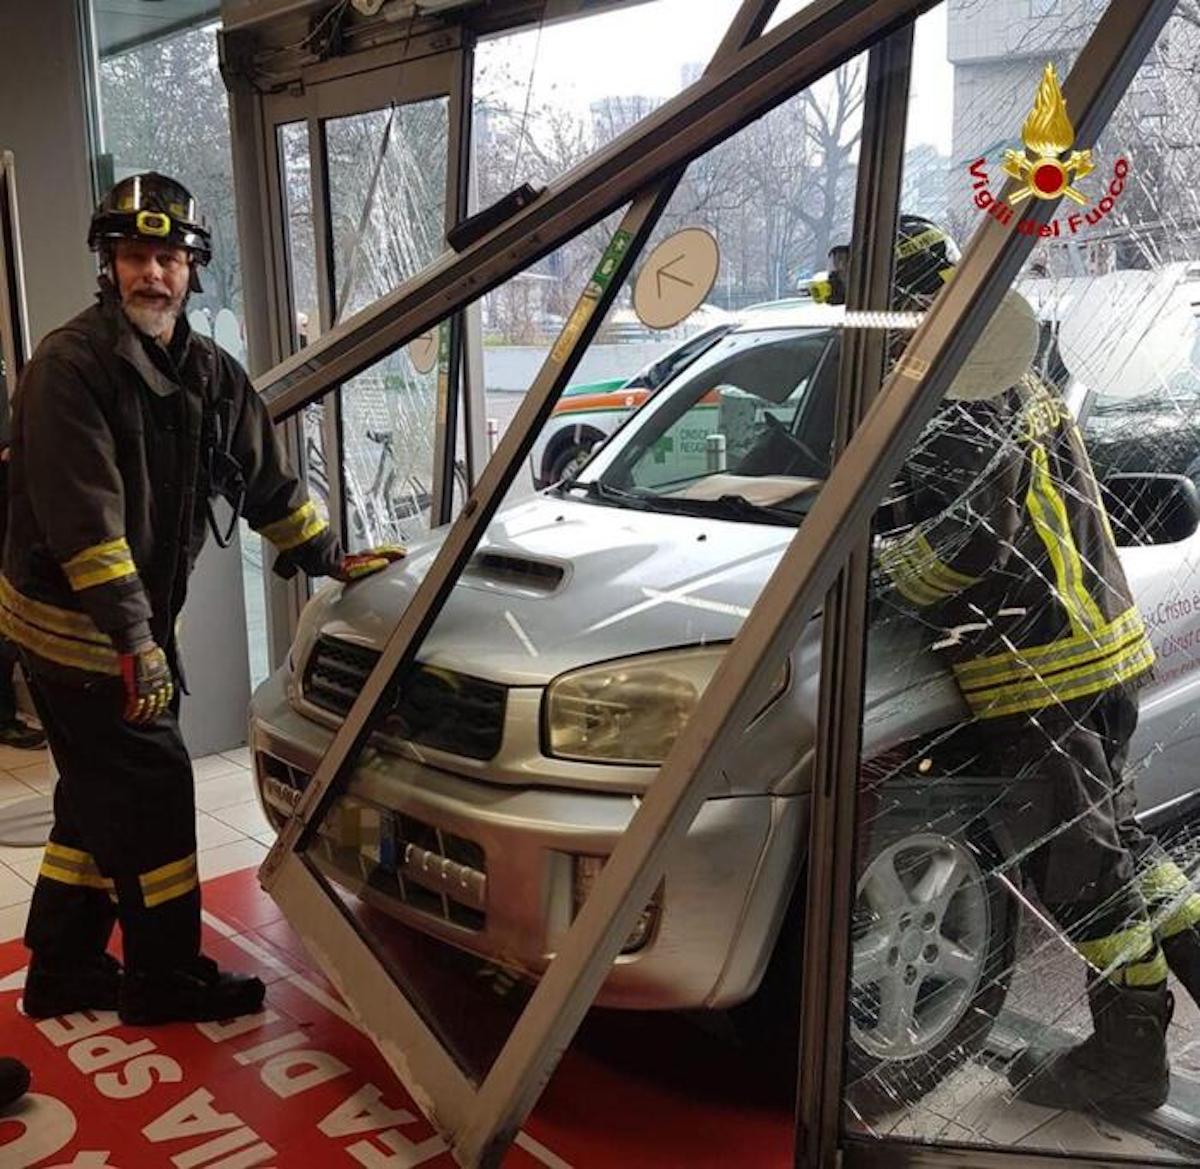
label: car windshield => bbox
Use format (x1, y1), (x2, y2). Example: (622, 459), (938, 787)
(567, 326), (838, 527)
(624, 324), (734, 392)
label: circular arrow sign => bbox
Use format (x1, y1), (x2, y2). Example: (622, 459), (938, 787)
(408, 329), (439, 374)
(633, 228), (720, 330)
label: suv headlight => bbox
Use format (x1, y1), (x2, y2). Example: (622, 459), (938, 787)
(545, 646), (734, 764)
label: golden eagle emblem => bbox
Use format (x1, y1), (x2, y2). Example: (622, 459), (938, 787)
(1001, 63), (1094, 204)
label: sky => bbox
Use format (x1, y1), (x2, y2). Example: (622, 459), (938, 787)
(477, 0), (954, 154)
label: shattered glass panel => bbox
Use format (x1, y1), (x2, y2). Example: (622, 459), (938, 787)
(256, 35), (868, 1159)
(325, 99), (450, 549)
(844, 3), (1200, 1161)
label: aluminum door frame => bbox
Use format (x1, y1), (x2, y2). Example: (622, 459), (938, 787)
(0, 151), (30, 401)
(224, 26), (468, 664)
(794, 21), (912, 1167)
(261, 41), (466, 546)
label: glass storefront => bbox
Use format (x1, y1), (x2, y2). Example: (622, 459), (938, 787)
(841, 3), (1200, 1163)
(81, 0), (1200, 1162)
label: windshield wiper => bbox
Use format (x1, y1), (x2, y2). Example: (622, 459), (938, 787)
(643, 492), (802, 526)
(558, 479), (651, 509)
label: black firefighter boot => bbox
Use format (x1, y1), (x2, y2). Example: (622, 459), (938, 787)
(1162, 925), (1200, 1007)
(119, 955), (266, 1025)
(22, 953), (123, 1018)
(0, 1058), (30, 1110)
(1008, 979), (1173, 1112)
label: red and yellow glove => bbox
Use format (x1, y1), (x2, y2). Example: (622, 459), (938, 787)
(334, 544), (407, 583)
(119, 644), (174, 724)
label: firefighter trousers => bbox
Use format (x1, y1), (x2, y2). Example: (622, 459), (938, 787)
(23, 669), (201, 973)
(990, 686), (1168, 988)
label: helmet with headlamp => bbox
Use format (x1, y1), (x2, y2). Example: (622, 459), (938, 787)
(88, 172), (212, 291)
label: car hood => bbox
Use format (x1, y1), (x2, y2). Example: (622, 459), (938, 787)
(319, 493), (792, 685)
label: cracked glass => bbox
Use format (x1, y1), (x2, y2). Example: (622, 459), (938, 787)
(253, 25), (871, 1161)
(325, 98), (452, 550)
(842, 3), (1200, 1162)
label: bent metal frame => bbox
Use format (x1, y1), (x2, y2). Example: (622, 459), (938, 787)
(252, 1), (1177, 1165)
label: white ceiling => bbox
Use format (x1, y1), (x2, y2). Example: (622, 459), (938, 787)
(93, 0), (221, 58)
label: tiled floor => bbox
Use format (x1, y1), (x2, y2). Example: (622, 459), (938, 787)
(0, 744), (1197, 1166)
(0, 745), (268, 942)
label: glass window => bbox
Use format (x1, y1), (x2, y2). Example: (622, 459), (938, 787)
(325, 99), (451, 549)
(94, 18), (269, 690)
(843, 4), (1200, 1163)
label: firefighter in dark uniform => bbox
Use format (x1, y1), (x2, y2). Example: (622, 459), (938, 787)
(2, 173), (403, 1024)
(871, 215), (1200, 1111)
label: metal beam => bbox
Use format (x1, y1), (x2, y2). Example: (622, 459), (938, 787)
(258, 0), (941, 422)
(794, 22), (913, 1169)
(463, 1), (1174, 1162)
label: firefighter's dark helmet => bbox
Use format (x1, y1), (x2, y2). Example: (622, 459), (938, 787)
(88, 172), (212, 266)
(893, 214), (960, 303)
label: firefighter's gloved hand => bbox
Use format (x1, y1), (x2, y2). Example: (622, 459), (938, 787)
(120, 644), (174, 724)
(334, 545), (407, 583)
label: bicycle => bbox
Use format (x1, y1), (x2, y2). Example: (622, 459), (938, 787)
(304, 423), (469, 547)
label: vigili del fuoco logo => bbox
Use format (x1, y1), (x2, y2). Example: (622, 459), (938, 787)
(969, 63), (1129, 238)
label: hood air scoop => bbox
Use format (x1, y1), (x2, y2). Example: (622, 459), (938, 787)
(463, 551), (567, 596)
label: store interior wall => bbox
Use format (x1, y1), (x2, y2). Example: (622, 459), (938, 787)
(0, 2), (252, 755)
(0, 3), (95, 346)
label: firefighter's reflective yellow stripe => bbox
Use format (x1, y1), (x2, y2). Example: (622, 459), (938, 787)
(1141, 860), (1200, 939)
(1077, 924), (1168, 986)
(62, 537), (138, 592)
(257, 501), (328, 551)
(139, 854), (198, 908)
(878, 530), (980, 607)
(1121, 947), (1171, 987)
(40, 843), (114, 892)
(1026, 442), (1105, 636)
(956, 627), (1154, 719)
(953, 605), (1148, 691)
(0, 575), (111, 644)
(0, 585), (121, 676)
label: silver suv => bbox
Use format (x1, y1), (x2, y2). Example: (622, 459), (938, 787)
(250, 297), (1200, 1088)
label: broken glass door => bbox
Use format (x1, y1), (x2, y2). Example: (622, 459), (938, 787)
(326, 97), (452, 550)
(839, 2), (1200, 1163)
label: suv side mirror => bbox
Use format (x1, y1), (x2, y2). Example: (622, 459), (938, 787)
(1101, 473), (1200, 546)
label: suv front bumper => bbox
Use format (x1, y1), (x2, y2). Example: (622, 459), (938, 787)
(249, 667), (808, 1009)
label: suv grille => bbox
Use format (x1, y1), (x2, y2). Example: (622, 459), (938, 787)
(303, 636), (507, 761)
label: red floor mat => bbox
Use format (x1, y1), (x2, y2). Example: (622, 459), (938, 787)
(0, 866), (794, 1167)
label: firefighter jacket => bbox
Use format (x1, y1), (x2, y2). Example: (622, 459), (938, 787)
(876, 373), (1154, 720)
(0, 287), (339, 683)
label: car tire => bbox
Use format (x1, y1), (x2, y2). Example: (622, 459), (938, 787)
(546, 433), (603, 485)
(728, 815), (1016, 1102)
(844, 818), (1017, 1098)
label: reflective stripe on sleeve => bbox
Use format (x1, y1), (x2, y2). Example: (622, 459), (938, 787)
(256, 501), (328, 551)
(62, 537), (138, 592)
(878, 530), (980, 608)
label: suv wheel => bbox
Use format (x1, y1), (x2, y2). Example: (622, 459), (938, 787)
(846, 824), (1016, 1097)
